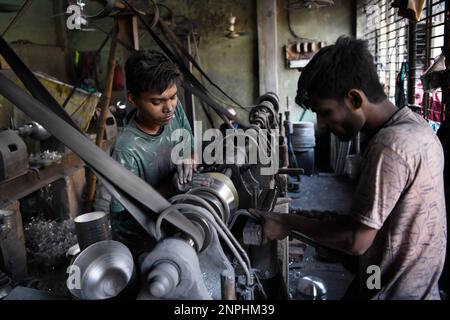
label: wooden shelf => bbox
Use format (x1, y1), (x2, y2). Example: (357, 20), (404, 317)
(0, 139), (114, 207)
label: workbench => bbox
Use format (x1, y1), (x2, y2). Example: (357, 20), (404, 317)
(0, 139), (114, 208)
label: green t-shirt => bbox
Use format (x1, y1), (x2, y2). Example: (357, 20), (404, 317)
(109, 100), (193, 254)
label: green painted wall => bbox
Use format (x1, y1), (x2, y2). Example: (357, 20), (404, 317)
(140, 0), (259, 127)
(0, 0), (62, 129)
(0, 0), (58, 45)
(276, 0), (355, 124)
(65, 0), (259, 128)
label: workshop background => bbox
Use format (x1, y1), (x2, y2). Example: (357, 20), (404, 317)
(0, 0), (448, 301)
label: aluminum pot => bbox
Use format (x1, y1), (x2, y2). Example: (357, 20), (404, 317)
(68, 240), (135, 300)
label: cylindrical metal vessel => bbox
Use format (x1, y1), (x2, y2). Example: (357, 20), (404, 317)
(74, 211), (112, 251)
(291, 122), (316, 175)
(291, 122), (316, 150)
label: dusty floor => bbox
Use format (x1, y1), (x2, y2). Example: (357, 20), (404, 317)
(288, 173), (356, 300)
(289, 173), (355, 214)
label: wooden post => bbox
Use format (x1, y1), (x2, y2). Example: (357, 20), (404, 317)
(85, 22), (118, 212)
(257, 0), (279, 96)
(117, 13), (140, 60)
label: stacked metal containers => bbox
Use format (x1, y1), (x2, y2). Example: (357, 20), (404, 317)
(291, 122), (315, 175)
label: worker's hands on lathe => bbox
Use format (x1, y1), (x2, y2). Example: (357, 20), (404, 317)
(176, 157), (196, 185)
(248, 208), (290, 241)
(173, 172), (215, 193)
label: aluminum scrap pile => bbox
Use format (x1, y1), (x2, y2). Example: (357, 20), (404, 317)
(24, 217), (78, 266)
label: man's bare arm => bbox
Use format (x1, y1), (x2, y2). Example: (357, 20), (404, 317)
(250, 209), (378, 256)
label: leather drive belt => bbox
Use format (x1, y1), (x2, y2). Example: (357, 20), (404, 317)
(0, 37), (204, 251)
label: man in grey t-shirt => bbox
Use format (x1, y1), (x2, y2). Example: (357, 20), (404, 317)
(251, 37), (446, 299)
(350, 106), (446, 299)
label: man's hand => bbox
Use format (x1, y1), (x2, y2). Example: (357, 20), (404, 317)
(173, 173), (215, 193)
(176, 158), (196, 185)
(249, 208), (290, 241)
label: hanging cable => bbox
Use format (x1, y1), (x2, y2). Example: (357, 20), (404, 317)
(191, 28), (250, 114)
(285, 0), (321, 41)
(121, 0), (246, 114)
(157, 16), (246, 110)
(1, 0), (33, 37)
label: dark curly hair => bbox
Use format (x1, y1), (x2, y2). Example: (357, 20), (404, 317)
(125, 50), (182, 97)
(296, 36), (387, 108)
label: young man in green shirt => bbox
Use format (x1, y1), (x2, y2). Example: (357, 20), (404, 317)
(109, 50), (196, 255)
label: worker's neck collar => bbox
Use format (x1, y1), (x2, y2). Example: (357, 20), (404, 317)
(133, 113), (164, 136)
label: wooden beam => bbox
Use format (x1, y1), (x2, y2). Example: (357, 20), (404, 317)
(257, 0), (279, 96)
(117, 13), (140, 56)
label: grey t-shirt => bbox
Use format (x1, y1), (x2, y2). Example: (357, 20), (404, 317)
(351, 107), (447, 300)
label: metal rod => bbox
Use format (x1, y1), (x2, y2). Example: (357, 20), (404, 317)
(221, 271), (237, 300)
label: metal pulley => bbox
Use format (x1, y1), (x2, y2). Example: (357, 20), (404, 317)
(250, 92), (280, 129)
(16, 121), (51, 141)
(255, 92), (280, 113)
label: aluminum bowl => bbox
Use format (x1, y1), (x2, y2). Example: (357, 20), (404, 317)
(66, 243), (81, 261)
(296, 275), (327, 300)
(205, 172), (239, 213)
(69, 240), (135, 300)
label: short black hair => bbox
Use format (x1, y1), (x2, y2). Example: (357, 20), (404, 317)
(296, 36), (387, 108)
(125, 50), (182, 97)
